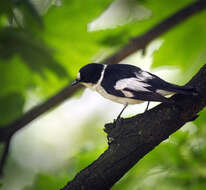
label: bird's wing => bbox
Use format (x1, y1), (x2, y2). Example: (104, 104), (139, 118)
(114, 77), (171, 102)
(100, 64), (172, 102)
(101, 77), (170, 102)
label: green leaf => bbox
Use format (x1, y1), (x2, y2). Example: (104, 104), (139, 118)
(0, 1), (12, 15)
(0, 92), (25, 126)
(11, 0), (43, 29)
(0, 28), (67, 78)
(153, 9), (206, 81)
(0, 56), (33, 96)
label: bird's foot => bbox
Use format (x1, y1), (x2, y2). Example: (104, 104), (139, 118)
(114, 116), (123, 128)
(107, 117), (124, 142)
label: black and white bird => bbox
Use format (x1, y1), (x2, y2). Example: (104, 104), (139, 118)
(72, 63), (197, 119)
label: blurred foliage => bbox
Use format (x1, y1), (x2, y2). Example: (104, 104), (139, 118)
(153, 10), (206, 79)
(0, 92), (25, 126)
(23, 146), (106, 190)
(0, 0), (69, 126)
(23, 174), (68, 190)
(0, 0), (206, 190)
(0, 28), (67, 77)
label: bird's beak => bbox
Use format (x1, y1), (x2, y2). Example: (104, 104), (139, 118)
(71, 79), (79, 86)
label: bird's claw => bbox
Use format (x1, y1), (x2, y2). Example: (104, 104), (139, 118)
(114, 117), (123, 128)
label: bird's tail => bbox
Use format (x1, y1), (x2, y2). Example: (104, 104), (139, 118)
(165, 83), (198, 96)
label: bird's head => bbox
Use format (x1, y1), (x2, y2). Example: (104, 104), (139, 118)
(72, 63), (104, 87)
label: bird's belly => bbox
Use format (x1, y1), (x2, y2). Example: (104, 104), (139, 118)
(96, 85), (144, 105)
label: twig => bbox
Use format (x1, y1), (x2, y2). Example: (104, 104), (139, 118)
(0, 137), (11, 176)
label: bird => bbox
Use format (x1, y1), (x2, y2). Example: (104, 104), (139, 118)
(72, 63), (197, 120)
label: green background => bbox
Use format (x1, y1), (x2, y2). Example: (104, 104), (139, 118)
(0, 0), (206, 189)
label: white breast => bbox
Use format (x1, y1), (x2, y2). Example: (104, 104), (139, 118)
(96, 84), (144, 105)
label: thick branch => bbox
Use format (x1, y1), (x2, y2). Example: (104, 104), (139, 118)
(61, 65), (206, 190)
(1, 0), (206, 143)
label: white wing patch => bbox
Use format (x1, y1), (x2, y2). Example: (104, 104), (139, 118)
(135, 71), (154, 81)
(114, 77), (151, 92)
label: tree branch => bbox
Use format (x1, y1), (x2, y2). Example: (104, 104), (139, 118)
(61, 64), (206, 190)
(0, 137), (11, 176)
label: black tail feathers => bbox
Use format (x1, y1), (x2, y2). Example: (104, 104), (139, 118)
(170, 85), (198, 96)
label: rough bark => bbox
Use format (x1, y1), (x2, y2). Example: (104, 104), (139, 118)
(61, 65), (206, 190)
